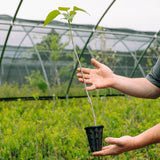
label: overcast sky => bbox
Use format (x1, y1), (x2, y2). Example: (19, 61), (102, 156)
(1, 0), (160, 32)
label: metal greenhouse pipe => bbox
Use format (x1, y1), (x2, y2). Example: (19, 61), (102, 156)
(130, 30), (160, 78)
(0, 0), (23, 68)
(66, 0), (117, 99)
(24, 29), (51, 96)
(113, 34), (146, 77)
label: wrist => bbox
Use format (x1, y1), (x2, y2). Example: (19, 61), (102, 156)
(133, 135), (146, 149)
(110, 74), (120, 88)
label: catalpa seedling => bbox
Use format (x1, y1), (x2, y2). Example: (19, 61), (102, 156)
(44, 6), (96, 126)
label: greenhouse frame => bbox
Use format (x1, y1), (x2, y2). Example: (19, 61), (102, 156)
(0, 13), (160, 99)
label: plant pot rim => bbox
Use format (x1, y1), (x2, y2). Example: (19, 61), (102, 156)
(85, 125), (104, 130)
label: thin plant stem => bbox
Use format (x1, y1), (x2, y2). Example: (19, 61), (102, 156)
(68, 21), (97, 126)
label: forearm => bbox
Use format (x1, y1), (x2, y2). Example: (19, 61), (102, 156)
(112, 75), (160, 99)
(133, 123), (160, 149)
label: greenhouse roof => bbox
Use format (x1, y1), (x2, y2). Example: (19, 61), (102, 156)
(1, 0), (160, 31)
(0, 14), (158, 55)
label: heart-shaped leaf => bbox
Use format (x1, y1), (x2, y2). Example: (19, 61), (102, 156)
(44, 10), (60, 26)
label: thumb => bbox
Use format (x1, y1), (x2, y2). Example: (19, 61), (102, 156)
(91, 58), (103, 69)
(105, 137), (122, 145)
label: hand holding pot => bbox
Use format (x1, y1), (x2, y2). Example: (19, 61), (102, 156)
(92, 136), (136, 156)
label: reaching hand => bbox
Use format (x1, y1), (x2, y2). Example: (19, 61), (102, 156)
(93, 136), (136, 156)
(76, 58), (114, 91)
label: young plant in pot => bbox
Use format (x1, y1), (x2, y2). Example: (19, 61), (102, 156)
(44, 7), (104, 152)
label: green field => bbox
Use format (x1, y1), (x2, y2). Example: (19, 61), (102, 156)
(0, 96), (160, 159)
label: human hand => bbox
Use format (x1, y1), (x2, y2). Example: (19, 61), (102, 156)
(93, 136), (136, 156)
(76, 58), (114, 91)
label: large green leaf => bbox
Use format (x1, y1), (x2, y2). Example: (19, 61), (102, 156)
(44, 10), (60, 26)
(58, 7), (70, 11)
(73, 6), (90, 15)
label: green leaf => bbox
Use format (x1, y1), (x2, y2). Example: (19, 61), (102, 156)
(73, 6), (90, 15)
(58, 7), (70, 11)
(70, 11), (77, 16)
(69, 11), (77, 22)
(44, 10), (60, 26)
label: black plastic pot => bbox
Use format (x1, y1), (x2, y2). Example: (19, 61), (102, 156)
(85, 125), (104, 152)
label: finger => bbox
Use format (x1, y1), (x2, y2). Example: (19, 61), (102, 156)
(102, 146), (110, 150)
(92, 150), (105, 156)
(77, 67), (91, 74)
(91, 58), (103, 69)
(86, 85), (96, 91)
(77, 79), (96, 90)
(105, 137), (121, 145)
(78, 78), (92, 84)
(92, 148), (113, 156)
(76, 73), (90, 79)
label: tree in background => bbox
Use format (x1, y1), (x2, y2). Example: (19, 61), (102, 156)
(31, 29), (68, 86)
